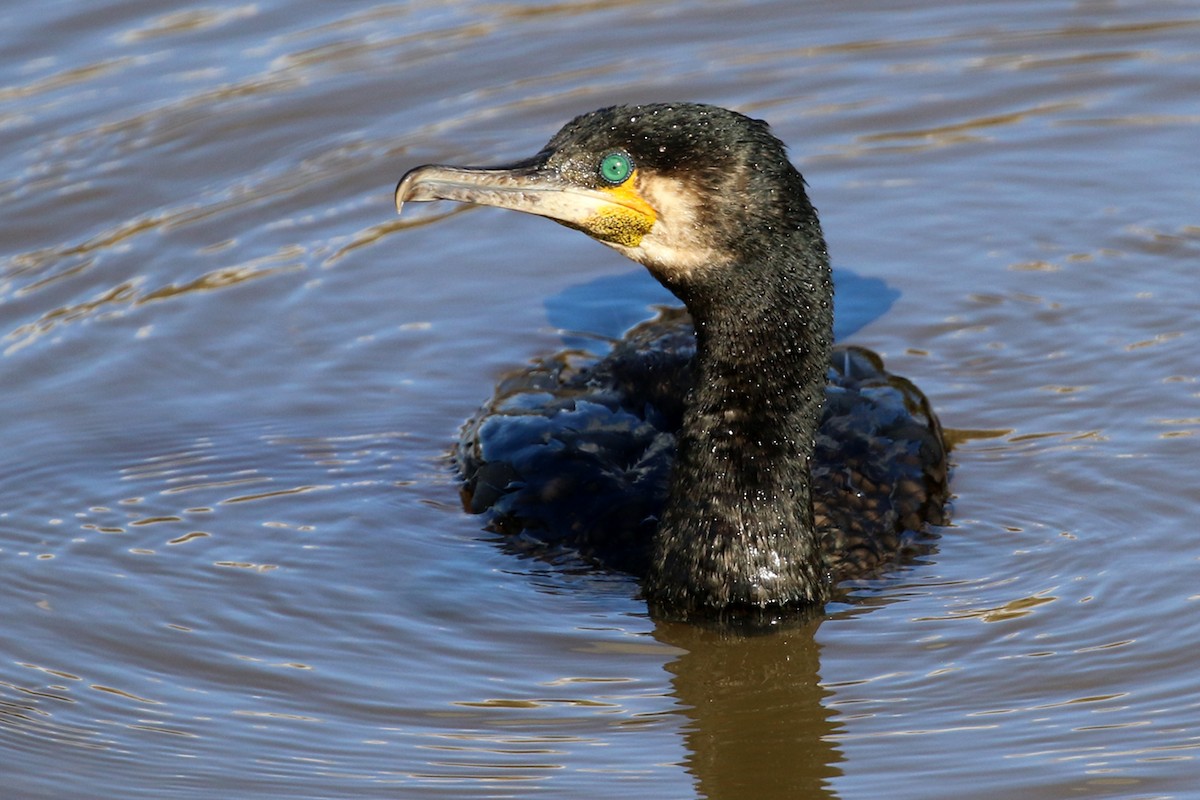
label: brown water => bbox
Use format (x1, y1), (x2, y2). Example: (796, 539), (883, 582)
(2, 1), (1198, 797)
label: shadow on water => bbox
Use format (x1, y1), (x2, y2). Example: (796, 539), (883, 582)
(547, 268), (898, 352)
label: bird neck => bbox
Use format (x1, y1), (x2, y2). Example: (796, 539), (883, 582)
(644, 237), (834, 613)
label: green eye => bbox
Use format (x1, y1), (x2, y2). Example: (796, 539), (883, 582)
(598, 151), (634, 185)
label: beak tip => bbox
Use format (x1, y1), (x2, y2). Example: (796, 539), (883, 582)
(394, 178), (408, 216)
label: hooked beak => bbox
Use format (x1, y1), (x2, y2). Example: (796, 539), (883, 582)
(394, 160), (656, 248)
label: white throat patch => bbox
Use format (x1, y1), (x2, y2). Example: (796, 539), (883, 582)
(610, 173), (732, 283)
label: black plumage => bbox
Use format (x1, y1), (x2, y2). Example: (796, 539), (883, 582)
(396, 103), (950, 616)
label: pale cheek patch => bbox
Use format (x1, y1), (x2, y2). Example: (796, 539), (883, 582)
(617, 174), (730, 283)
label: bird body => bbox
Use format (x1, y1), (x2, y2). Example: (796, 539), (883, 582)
(396, 103), (949, 616)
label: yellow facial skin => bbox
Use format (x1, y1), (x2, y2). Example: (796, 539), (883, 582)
(580, 171), (657, 247)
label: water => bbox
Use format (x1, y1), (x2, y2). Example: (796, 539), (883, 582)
(2, 1), (1198, 797)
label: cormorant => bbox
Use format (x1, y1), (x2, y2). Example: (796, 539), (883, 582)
(395, 103), (949, 616)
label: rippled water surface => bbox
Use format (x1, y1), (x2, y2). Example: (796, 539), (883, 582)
(3, 1), (1198, 797)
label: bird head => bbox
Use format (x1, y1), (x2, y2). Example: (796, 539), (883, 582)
(395, 103), (817, 291)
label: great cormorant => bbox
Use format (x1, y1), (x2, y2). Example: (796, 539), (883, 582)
(395, 103), (949, 616)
